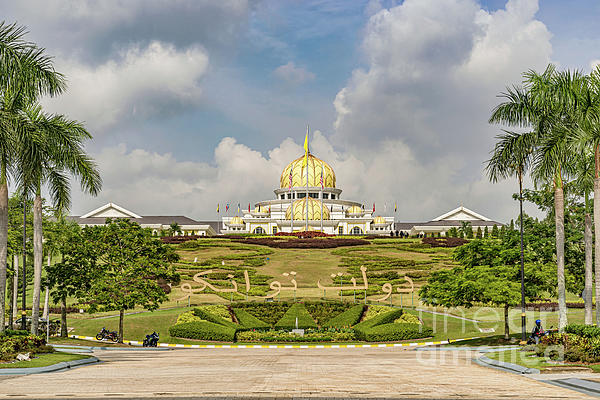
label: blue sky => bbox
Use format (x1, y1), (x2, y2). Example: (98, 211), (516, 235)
(2, 0), (600, 221)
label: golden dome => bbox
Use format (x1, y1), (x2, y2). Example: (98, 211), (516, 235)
(285, 198), (330, 220)
(254, 206), (268, 214)
(373, 216), (387, 225)
(280, 153), (336, 189)
(229, 216), (244, 225)
(346, 205), (363, 215)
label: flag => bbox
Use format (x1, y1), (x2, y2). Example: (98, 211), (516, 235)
(289, 168), (293, 189)
(302, 127), (309, 168)
(217, 204), (219, 213)
(226, 203), (229, 212)
(394, 202), (397, 213)
(373, 203), (375, 213)
(237, 203), (240, 213)
(269, 205), (271, 212)
(248, 203), (251, 212)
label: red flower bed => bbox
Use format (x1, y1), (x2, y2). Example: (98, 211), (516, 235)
(422, 237), (468, 247)
(275, 231), (334, 238)
(233, 237), (369, 249)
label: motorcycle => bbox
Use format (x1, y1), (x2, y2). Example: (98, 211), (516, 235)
(527, 325), (555, 345)
(143, 331), (159, 347)
(96, 327), (119, 342)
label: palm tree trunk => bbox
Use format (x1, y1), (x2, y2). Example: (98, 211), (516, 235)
(504, 304), (510, 340)
(518, 170), (526, 341)
(585, 208), (593, 325)
(0, 175), (8, 333)
(0, 176), (8, 332)
(12, 254), (18, 324)
(555, 183), (567, 331)
(595, 145), (600, 326)
(60, 295), (67, 337)
(30, 192), (43, 334)
(42, 254), (50, 320)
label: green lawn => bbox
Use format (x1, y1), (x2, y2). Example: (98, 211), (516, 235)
(0, 351), (91, 369)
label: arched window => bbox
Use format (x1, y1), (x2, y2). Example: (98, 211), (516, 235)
(351, 226), (362, 235)
(253, 227), (265, 234)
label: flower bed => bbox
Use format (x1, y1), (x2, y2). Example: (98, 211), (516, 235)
(236, 328), (355, 342)
(233, 237), (369, 249)
(0, 331), (54, 362)
(421, 237), (468, 247)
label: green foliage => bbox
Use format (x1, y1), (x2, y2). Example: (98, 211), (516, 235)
(303, 301), (353, 326)
(353, 309), (403, 341)
(362, 323), (433, 342)
(175, 311), (203, 325)
(195, 305), (231, 321)
(564, 324), (600, 338)
(274, 303), (318, 330)
(232, 308), (270, 330)
(322, 305), (365, 328)
(233, 302), (290, 326)
(236, 328), (355, 343)
(0, 334), (51, 361)
(168, 321), (236, 342)
(192, 307), (237, 329)
(394, 313), (421, 324)
(363, 305), (395, 320)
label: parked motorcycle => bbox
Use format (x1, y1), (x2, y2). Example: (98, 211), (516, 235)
(96, 327), (119, 342)
(143, 332), (159, 347)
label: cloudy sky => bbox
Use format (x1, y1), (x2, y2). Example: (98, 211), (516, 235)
(3, 0), (600, 222)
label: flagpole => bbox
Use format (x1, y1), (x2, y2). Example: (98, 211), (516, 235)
(320, 161), (324, 233)
(290, 161), (294, 233)
(305, 125), (309, 232)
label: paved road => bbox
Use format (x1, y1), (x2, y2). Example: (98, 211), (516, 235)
(0, 347), (592, 399)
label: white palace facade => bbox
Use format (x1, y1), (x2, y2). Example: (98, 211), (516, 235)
(222, 152), (395, 235)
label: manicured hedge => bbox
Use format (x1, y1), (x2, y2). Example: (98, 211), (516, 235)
(0, 334), (53, 361)
(233, 308), (270, 330)
(304, 301), (353, 326)
(565, 323), (600, 338)
(168, 321), (236, 342)
(274, 303), (318, 330)
(234, 238), (369, 249)
(233, 302), (291, 326)
(323, 305), (365, 328)
(362, 323), (433, 342)
(353, 308), (403, 341)
(193, 307), (238, 329)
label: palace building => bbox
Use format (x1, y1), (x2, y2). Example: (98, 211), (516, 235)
(221, 152), (395, 235)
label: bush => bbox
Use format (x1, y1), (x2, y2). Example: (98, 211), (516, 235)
(354, 308), (403, 341)
(168, 321), (236, 342)
(0, 334), (50, 361)
(233, 308), (270, 330)
(394, 313), (421, 324)
(233, 302), (291, 326)
(176, 311), (204, 325)
(565, 323), (600, 338)
(422, 237), (468, 247)
(193, 307), (237, 329)
(304, 301), (353, 326)
(195, 305), (232, 321)
(274, 303), (318, 330)
(362, 323), (433, 342)
(0, 329), (29, 337)
(363, 305), (395, 321)
(236, 328), (355, 343)
(323, 305), (365, 328)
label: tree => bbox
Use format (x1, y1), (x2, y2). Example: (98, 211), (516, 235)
(0, 21), (65, 332)
(491, 224), (499, 238)
(420, 263), (555, 339)
(45, 220), (96, 337)
(169, 222), (181, 236)
(483, 226), (489, 238)
(458, 221), (472, 239)
(83, 219), (179, 342)
(15, 105), (101, 334)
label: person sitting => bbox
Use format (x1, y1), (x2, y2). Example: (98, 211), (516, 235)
(531, 319), (544, 344)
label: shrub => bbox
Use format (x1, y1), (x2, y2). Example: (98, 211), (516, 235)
(422, 237), (468, 247)
(363, 305), (395, 321)
(304, 301), (353, 326)
(168, 321), (236, 342)
(236, 328), (355, 343)
(565, 323), (600, 338)
(0, 329), (29, 337)
(193, 307), (237, 329)
(0, 334), (50, 361)
(394, 313), (421, 325)
(565, 347), (585, 362)
(233, 302), (291, 326)
(274, 303), (318, 330)
(234, 237), (369, 249)
(233, 308), (270, 330)
(362, 323), (433, 342)
(353, 308), (403, 341)
(176, 311), (204, 325)
(195, 305), (232, 321)
(323, 305), (365, 328)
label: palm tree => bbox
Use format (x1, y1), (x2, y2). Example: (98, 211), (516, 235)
(15, 105), (101, 334)
(0, 22), (65, 332)
(169, 222), (181, 236)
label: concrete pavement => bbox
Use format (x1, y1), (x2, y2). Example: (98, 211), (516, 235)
(0, 347), (592, 399)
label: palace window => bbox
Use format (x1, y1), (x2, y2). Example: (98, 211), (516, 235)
(331, 194), (336, 199)
(309, 193), (318, 198)
(253, 227), (265, 234)
(272, 227), (277, 234)
(287, 193), (291, 199)
(338, 226), (343, 235)
(351, 226), (362, 235)
(323, 193), (329, 199)
(298, 193), (306, 198)
(281, 194), (285, 199)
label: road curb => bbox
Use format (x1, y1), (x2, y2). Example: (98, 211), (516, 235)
(0, 356), (99, 375)
(475, 354), (540, 374)
(70, 334), (479, 349)
(52, 344), (171, 352)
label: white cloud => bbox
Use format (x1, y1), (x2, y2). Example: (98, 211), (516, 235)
(591, 59), (600, 71)
(273, 62), (315, 85)
(44, 41), (209, 131)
